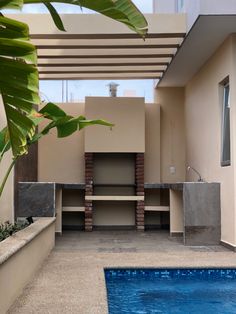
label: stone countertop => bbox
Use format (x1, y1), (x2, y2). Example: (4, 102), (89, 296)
(19, 182), (184, 190)
(144, 182), (220, 191)
(62, 183), (85, 190)
(144, 183), (184, 190)
(19, 182), (219, 191)
(18, 182), (86, 190)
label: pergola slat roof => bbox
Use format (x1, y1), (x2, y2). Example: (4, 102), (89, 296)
(11, 13), (186, 81)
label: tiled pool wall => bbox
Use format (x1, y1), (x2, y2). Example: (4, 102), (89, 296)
(105, 268), (236, 280)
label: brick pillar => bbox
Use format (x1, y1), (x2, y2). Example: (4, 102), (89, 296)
(135, 153), (145, 231)
(85, 153), (93, 231)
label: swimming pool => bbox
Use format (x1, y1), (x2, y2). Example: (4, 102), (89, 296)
(105, 268), (236, 314)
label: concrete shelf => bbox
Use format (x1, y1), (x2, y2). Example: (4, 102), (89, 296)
(85, 195), (144, 201)
(93, 183), (136, 187)
(62, 206), (85, 212)
(62, 184), (85, 190)
(145, 206), (170, 212)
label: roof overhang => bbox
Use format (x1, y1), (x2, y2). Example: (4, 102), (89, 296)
(158, 15), (236, 87)
(7, 13), (186, 81)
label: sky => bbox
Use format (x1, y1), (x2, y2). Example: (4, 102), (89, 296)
(6, 1), (155, 103)
(40, 79), (155, 103)
(19, 1), (153, 14)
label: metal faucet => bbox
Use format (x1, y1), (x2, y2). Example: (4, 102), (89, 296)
(187, 166), (204, 182)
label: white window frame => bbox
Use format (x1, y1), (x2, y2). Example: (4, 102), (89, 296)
(176, 0), (184, 12)
(221, 79), (231, 167)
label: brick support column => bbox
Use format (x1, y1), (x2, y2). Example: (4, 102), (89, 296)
(135, 153), (145, 231)
(85, 153), (93, 231)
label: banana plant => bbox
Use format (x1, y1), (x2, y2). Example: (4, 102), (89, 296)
(0, 102), (113, 197)
(0, 1), (148, 158)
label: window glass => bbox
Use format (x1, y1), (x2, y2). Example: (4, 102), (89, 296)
(221, 80), (230, 166)
(176, 0), (184, 12)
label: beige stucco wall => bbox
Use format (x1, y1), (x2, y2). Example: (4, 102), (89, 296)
(153, 0), (176, 13)
(185, 36), (236, 246)
(0, 96), (14, 223)
(145, 103), (161, 183)
(93, 153), (135, 184)
(170, 189), (184, 234)
(39, 100), (161, 184)
(155, 87), (186, 183)
(93, 202), (135, 227)
(0, 218), (55, 313)
(85, 97), (145, 153)
(38, 103), (85, 183)
(38, 99), (161, 227)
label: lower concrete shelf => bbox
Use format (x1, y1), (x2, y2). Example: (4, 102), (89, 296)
(85, 195), (144, 201)
(62, 206), (85, 212)
(145, 206), (170, 212)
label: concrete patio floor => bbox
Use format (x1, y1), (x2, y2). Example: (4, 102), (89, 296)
(8, 230), (236, 314)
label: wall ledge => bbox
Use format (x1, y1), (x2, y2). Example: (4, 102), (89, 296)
(220, 240), (236, 252)
(0, 217), (56, 265)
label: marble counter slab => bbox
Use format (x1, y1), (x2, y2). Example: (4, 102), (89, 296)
(144, 183), (184, 190)
(18, 183), (57, 217)
(17, 182), (85, 218)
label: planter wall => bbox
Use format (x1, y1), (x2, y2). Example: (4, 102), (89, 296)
(0, 218), (55, 313)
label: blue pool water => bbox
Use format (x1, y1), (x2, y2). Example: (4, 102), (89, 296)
(105, 269), (236, 314)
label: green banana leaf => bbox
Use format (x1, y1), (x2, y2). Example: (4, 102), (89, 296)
(0, 0), (23, 10)
(24, 0), (148, 37)
(34, 102), (113, 140)
(0, 0), (147, 158)
(0, 102), (113, 157)
(0, 16), (39, 157)
(0, 127), (11, 159)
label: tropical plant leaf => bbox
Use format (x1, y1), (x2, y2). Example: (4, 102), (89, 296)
(0, 0), (23, 10)
(0, 16), (39, 157)
(56, 120), (78, 137)
(3, 103), (36, 156)
(0, 38), (37, 63)
(39, 102), (67, 120)
(0, 127), (10, 157)
(0, 0), (147, 158)
(0, 16), (29, 40)
(27, 111), (44, 126)
(43, 2), (66, 31)
(78, 118), (114, 130)
(56, 116), (114, 137)
(80, 0), (148, 36)
(31, 103), (114, 140)
(0, 57), (39, 94)
(5, 106), (36, 140)
(24, 0), (148, 37)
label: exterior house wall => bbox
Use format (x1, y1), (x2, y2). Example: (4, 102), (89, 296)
(38, 99), (161, 227)
(84, 97), (145, 153)
(38, 103), (85, 183)
(199, 0), (236, 15)
(145, 103), (161, 183)
(186, 0), (236, 30)
(38, 100), (161, 184)
(153, 0), (176, 14)
(0, 97), (14, 223)
(184, 0), (201, 30)
(154, 0), (236, 30)
(0, 218), (55, 313)
(185, 36), (236, 246)
(155, 88), (186, 183)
